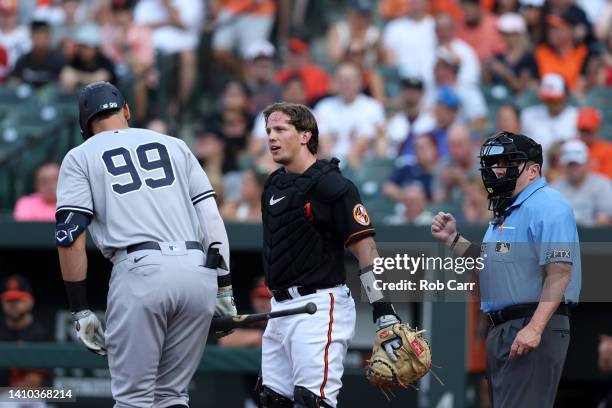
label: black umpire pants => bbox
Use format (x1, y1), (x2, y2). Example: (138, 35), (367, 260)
(486, 314), (570, 408)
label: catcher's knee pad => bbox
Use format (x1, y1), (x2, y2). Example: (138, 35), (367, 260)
(293, 386), (332, 408)
(258, 385), (293, 408)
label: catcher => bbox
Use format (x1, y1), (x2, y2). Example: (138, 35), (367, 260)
(259, 102), (431, 407)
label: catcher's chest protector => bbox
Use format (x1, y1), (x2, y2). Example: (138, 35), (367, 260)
(262, 160), (339, 290)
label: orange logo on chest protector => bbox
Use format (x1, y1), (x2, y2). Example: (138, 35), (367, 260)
(353, 204), (370, 226)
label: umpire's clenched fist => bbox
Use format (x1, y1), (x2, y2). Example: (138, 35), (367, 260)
(431, 212), (458, 246)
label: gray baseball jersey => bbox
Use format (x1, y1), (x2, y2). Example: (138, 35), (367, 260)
(56, 128), (215, 258)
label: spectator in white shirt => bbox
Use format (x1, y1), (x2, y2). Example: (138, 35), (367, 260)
(134, 0), (203, 111)
(434, 12), (481, 87)
(314, 61), (385, 168)
(382, 0), (436, 82)
(0, 0), (31, 81)
(551, 140), (612, 226)
(520, 73), (578, 160)
(423, 47), (487, 131)
(385, 77), (435, 160)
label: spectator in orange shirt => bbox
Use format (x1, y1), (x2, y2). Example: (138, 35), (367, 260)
(456, 0), (506, 62)
(276, 37), (330, 106)
(13, 162), (59, 222)
(577, 107), (612, 179)
(535, 12), (591, 92)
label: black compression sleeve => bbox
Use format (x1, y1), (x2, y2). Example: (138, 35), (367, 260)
(64, 280), (89, 312)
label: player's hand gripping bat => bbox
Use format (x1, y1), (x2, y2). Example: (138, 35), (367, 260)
(211, 302), (317, 331)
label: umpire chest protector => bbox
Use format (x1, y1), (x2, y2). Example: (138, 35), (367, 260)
(262, 158), (350, 290)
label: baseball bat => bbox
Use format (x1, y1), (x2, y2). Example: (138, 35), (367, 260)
(210, 302), (317, 331)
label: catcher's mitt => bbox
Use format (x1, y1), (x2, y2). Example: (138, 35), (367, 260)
(366, 323), (432, 388)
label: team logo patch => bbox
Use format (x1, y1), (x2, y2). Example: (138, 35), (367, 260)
(495, 242), (511, 254)
(545, 250), (571, 261)
(410, 339), (425, 356)
(353, 204), (370, 226)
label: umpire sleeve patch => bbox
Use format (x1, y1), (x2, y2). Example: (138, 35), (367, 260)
(55, 211), (91, 247)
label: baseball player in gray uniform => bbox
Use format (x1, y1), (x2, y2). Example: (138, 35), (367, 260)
(55, 82), (236, 408)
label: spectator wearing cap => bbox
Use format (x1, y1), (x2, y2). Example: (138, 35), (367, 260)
(432, 124), (479, 204)
(0, 0), (31, 81)
(385, 77), (435, 160)
(276, 36), (330, 106)
(0, 274), (50, 389)
(210, 0), (288, 75)
(551, 140), (612, 226)
(548, 0), (594, 46)
(383, 133), (439, 202)
(381, 0), (436, 82)
(535, 12), (592, 92)
(134, 0), (203, 111)
(434, 12), (481, 87)
(326, 0), (383, 67)
(429, 86), (461, 159)
(102, 0), (154, 124)
(520, 73), (578, 159)
(576, 107), (612, 179)
(456, 0), (505, 63)
(59, 23), (116, 92)
(313, 61), (385, 169)
(484, 12), (538, 94)
(13, 162), (60, 222)
(244, 40), (282, 116)
(8, 20), (65, 88)
(424, 49), (488, 131)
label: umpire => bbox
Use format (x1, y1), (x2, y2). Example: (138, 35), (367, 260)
(431, 132), (581, 407)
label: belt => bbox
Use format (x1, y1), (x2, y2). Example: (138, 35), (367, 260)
(126, 241), (204, 254)
(487, 303), (570, 327)
(271, 286), (319, 302)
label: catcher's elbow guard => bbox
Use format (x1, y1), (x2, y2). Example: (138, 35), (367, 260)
(359, 265), (384, 303)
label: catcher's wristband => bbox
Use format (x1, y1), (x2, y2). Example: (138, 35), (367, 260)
(372, 301), (398, 323)
(359, 265), (384, 303)
(64, 280), (89, 313)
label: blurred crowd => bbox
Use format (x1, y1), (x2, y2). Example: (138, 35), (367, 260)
(2, 0), (612, 226)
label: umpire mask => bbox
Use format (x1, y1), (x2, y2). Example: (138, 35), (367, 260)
(479, 132), (543, 218)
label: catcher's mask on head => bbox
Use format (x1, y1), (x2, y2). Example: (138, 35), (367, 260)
(479, 132), (542, 220)
(78, 81), (126, 140)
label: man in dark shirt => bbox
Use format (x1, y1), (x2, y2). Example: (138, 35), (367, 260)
(0, 274), (49, 388)
(8, 20), (65, 88)
(59, 24), (116, 92)
(258, 102), (402, 408)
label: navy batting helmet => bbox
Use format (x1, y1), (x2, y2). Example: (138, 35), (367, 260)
(78, 82), (126, 140)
